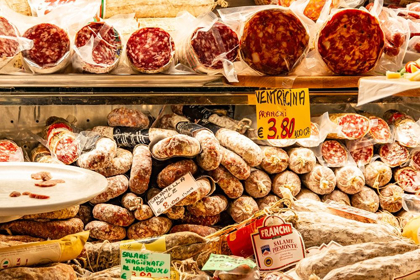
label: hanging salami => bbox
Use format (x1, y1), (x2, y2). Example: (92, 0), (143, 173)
(328, 113), (370, 140)
(394, 166), (420, 193)
(321, 140), (348, 167)
(317, 9), (384, 75)
(126, 27), (175, 73)
(379, 142), (410, 167)
(240, 8), (309, 75)
(0, 17), (20, 69)
(74, 22), (122, 74)
(350, 144), (374, 166)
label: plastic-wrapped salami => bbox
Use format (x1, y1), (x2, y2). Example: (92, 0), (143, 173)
(379, 184), (403, 213)
(328, 113), (370, 140)
(0, 140), (24, 162)
(379, 142), (410, 167)
(208, 166), (244, 199)
(394, 116), (420, 148)
(321, 140), (349, 167)
(129, 145), (152, 195)
(73, 22), (122, 73)
(278, 0), (339, 21)
(288, 147), (316, 174)
(0, 16), (25, 70)
(272, 170), (301, 198)
(296, 188), (321, 201)
(364, 161), (392, 189)
(302, 164), (336, 195)
(351, 186), (380, 213)
(126, 27), (175, 74)
(296, 122), (321, 148)
(364, 114), (392, 144)
(335, 166), (365, 195)
(31, 144), (60, 164)
(349, 144), (374, 166)
(260, 146), (289, 174)
(410, 149), (420, 171)
(317, 9), (384, 75)
(244, 169), (271, 198)
(322, 189), (350, 205)
(229, 196), (259, 223)
(394, 166), (420, 193)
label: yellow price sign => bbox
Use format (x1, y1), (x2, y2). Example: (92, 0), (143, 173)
(255, 88), (311, 140)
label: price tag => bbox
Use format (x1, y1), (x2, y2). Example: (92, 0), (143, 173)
(148, 173), (198, 216)
(255, 88), (311, 140)
(120, 251), (170, 280)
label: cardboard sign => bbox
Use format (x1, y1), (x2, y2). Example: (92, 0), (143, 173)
(148, 173), (198, 216)
(255, 88), (311, 140)
(251, 216), (305, 271)
(120, 251), (170, 280)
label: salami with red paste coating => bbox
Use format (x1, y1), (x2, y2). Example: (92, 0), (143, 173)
(0, 17), (19, 66)
(74, 22), (122, 74)
(328, 113), (370, 140)
(0, 140), (23, 162)
(379, 142), (409, 167)
(321, 140), (348, 167)
(350, 144), (374, 166)
(317, 9), (384, 75)
(394, 166), (420, 193)
(126, 27), (175, 73)
(240, 8), (309, 75)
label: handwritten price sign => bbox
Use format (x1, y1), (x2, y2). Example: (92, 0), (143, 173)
(255, 89), (311, 140)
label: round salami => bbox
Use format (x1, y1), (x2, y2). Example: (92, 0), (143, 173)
(0, 17), (20, 68)
(279, 0), (339, 21)
(74, 22), (122, 74)
(240, 8), (309, 75)
(0, 140), (23, 162)
(394, 166), (420, 193)
(368, 116), (392, 144)
(411, 150), (420, 171)
(321, 140), (348, 167)
(126, 27), (175, 73)
(351, 186), (379, 213)
(379, 142), (410, 167)
(22, 23), (70, 73)
(328, 113), (370, 140)
(350, 144), (374, 166)
(317, 9), (384, 75)
(335, 166), (365, 195)
(297, 122), (321, 148)
(379, 184), (403, 213)
(364, 161), (392, 189)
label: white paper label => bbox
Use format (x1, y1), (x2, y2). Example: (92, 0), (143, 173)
(148, 173), (198, 216)
(394, 270), (420, 280)
(251, 215), (306, 271)
(0, 243), (61, 269)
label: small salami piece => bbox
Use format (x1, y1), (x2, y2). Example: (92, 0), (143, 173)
(335, 166), (365, 195)
(157, 159), (198, 188)
(74, 22), (122, 74)
(127, 217), (172, 239)
(85, 221), (126, 241)
(288, 148), (316, 174)
(126, 27), (175, 73)
(240, 8), (309, 75)
(219, 146), (251, 180)
(260, 146), (289, 174)
(379, 142), (410, 167)
(209, 166), (244, 199)
(77, 137), (117, 170)
(187, 195), (228, 217)
(296, 188), (321, 201)
(302, 164), (336, 195)
(364, 161), (392, 189)
(350, 144), (374, 166)
(180, 213), (220, 226)
(322, 190), (350, 205)
(107, 108), (150, 128)
(29, 193), (50, 199)
(379, 184), (403, 213)
(0, 140), (23, 162)
(411, 150), (420, 171)
(9, 191), (20, 197)
(256, 195), (281, 210)
(90, 175), (129, 204)
(170, 224), (216, 237)
(366, 115), (392, 144)
(165, 206), (185, 220)
(229, 196), (259, 223)
(321, 140), (348, 167)
(22, 23), (70, 73)
(351, 186), (380, 213)
(95, 148), (133, 177)
(297, 122), (321, 148)
(244, 170), (271, 198)
(0, 17), (20, 67)
(121, 193), (142, 211)
(75, 204), (93, 225)
(272, 170), (301, 198)
(328, 113), (370, 140)
(208, 114), (250, 134)
(176, 177), (212, 207)
(134, 204), (154, 221)
(317, 9), (384, 75)
(92, 204), (135, 227)
(152, 134), (201, 160)
(129, 145), (152, 195)
(31, 171), (52, 181)
(394, 167), (420, 193)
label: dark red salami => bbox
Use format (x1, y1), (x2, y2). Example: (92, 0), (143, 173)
(328, 113), (370, 140)
(188, 22), (239, 71)
(411, 150), (420, 171)
(317, 9), (384, 75)
(279, 0), (340, 21)
(368, 116), (392, 144)
(0, 17), (19, 60)
(0, 140), (23, 162)
(74, 22), (122, 73)
(350, 145), (374, 166)
(394, 166), (420, 193)
(23, 23), (70, 69)
(240, 8), (309, 75)
(321, 140), (348, 167)
(126, 27), (175, 73)
(379, 142), (410, 167)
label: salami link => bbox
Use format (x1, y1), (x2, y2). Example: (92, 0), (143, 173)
(256, 195), (281, 210)
(244, 170), (272, 198)
(90, 175), (129, 204)
(134, 204), (154, 221)
(296, 188), (321, 201)
(364, 161), (392, 188)
(208, 166), (244, 199)
(302, 164), (336, 195)
(0, 140), (23, 162)
(383, 109), (410, 125)
(85, 221), (126, 241)
(126, 27), (175, 73)
(129, 145), (152, 195)
(157, 159), (198, 188)
(74, 22), (122, 74)
(322, 190), (350, 205)
(317, 9), (384, 75)
(151, 134), (201, 160)
(288, 148), (316, 174)
(107, 107), (150, 128)
(92, 204), (135, 227)
(165, 206), (185, 220)
(335, 166), (365, 195)
(219, 146), (251, 180)
(379, 184), (403, 213)
(321, 140), (348, 167)
(170, 224), (216, 237)
(379, 142), (410, 167)
(180, 212), (220, 226)
(260, 146), (289, 174)
(240, 8), (309, 75)
(350, 144), (374, 166)
(0, 17), (19, 67)
(176, 177), (212, 206)
(194, 129), (223, 171)
(272, 170), (301, 198)
(328, 113), (370, 140)
(229, 196), (259, 223)
(351, 186), (380, 213)
(22, 23), (70, 73)
(77, 138), (117, 171)
(0, 263), (77, 280)
(394, 117), (420, 148)
(394, 166), (420, 193)
(187, 195), (228, 217)
(95, 148), (133, 177)
(367, 115), (392, 144)
(121, 193), (142, 211)
(127, 217), (172, 239)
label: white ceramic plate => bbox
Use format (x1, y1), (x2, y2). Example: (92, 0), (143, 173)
(0, 162), (107, 217)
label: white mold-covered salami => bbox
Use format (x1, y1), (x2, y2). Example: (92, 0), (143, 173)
(152, 134), (201, 160)
(127, 217), (172, 239)
(208, 166), (244, 199)
(194, 129), (222, 171)
(92, 204), (135, 227)
(302, 164), (336, 195)
(351, 186), (380, 213)
(379, 184), (403, 213)
(296, 188), (321, 201)
(129, 145), (152, 195)
(96, 148), (133, 177)
(379, 142), (410, 167)
(364, 161), (392, 188)
(272, 170), (301, 198)
(322, 190), (350, 205)
(85, 221), (126, 241)
(187, 195), (228, 217)
(335, 166), (365, 194)
(260, 146), (289, 174)
(244, 169), (271, 198)
(229, 196), (259, 223)
(321, 140), (348, 167)
(219, 146), (251, 180)
(328, 113), (371, 140)
(288, 148), (316, 174)
(90, 175), (129, 204)
(107, 107), (150, 128)
(121, 193), (142, 211)
(157, 159), (198, 188)
(256, 194), (281, 210)
(176, 177), (212, 206)
(134, 204), (154, 221)
(77, 138), (117, 170)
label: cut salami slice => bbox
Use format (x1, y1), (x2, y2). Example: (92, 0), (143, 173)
(394, 166), (420, 193)
(367, 116), (392, 144)
(0, 17), (20, 69)
(317, 9), (384, 75)
(379, 142), (410, 167)
(0, 140), (23, 162)
(74, 22), (122, 74)
(126, 27), (175, 73)
(328, 113), (370, 140)
(297, 122), (320, 148)
(22, 23), (70, 73)
(240, 8), (309, 75)
(321, 140), (348, 167)
(350, 144), (374, 166)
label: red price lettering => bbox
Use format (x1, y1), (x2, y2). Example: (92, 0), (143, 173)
(267, 118), (277, 139)
(163, 202), (168, 209)
(280, 118), (295, 139)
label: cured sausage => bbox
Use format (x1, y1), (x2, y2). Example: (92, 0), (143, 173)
(302, 164), (336, 195)
(208, 166), (244, 199)
(350, 144), (374, 166)
(296, 122), (321, 148)
(165, 206), (185, 220)
(364, 161), (392, 189)
(92, 204), (135, 227)
(21, 205), (80, 220)
(180, 212), (220, 226)
(295, 188), (321, 201)
(151, 134), (201, 160)
(335, 166), (365, 195)
(278, 0), (339, 21)
(383, 109), (410, 125)
(90, 175), (129, 204)
(379, 184), (403, 213)
(240, 8), (309, 75)
(317, 9), (384, 75)
(77, 137), (117, 170)
(322, 190), (350, 205)
(127, 217), (172, 239)
(219, 146), (251, 180)
(170, 224), (216, 237)
(394, 117), (420, 148)
(411, 149), (420, 170)
(260, 146), (289, 174)
(328, 113), (370, 140)
(194, 129), (223, 171)
(134, 204), (154, 221)
(129, 145), (152, 195)
(85, 221), (126, 241)
(321, 140), (348, 167)
(244, 170), (271, 198)
(379, 142), (410, 167)
(208, 114), (251, 134)
(0, 263), (77, 280)
(107, 108), (150, 128)
(229, 196), (259, 223)
(0, 140), (23, 162)
(121, 193), (142, 211)
(272, 170), (301, 197)
(256, 195), (281, 210)
(394, 166), (420, 193)
(0, 17), (20, 68)
(187, 195), (228, 217)
(95, 148), (133, 177)
(157, 159), (198, 188)
(176, 177), (212, 207)
(288, 148), (316, 174)
(75, 204), (93, 225)
(126, 27), (175, 73)
(351, 186), (380, 213)
(366, 115), (392, 144)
